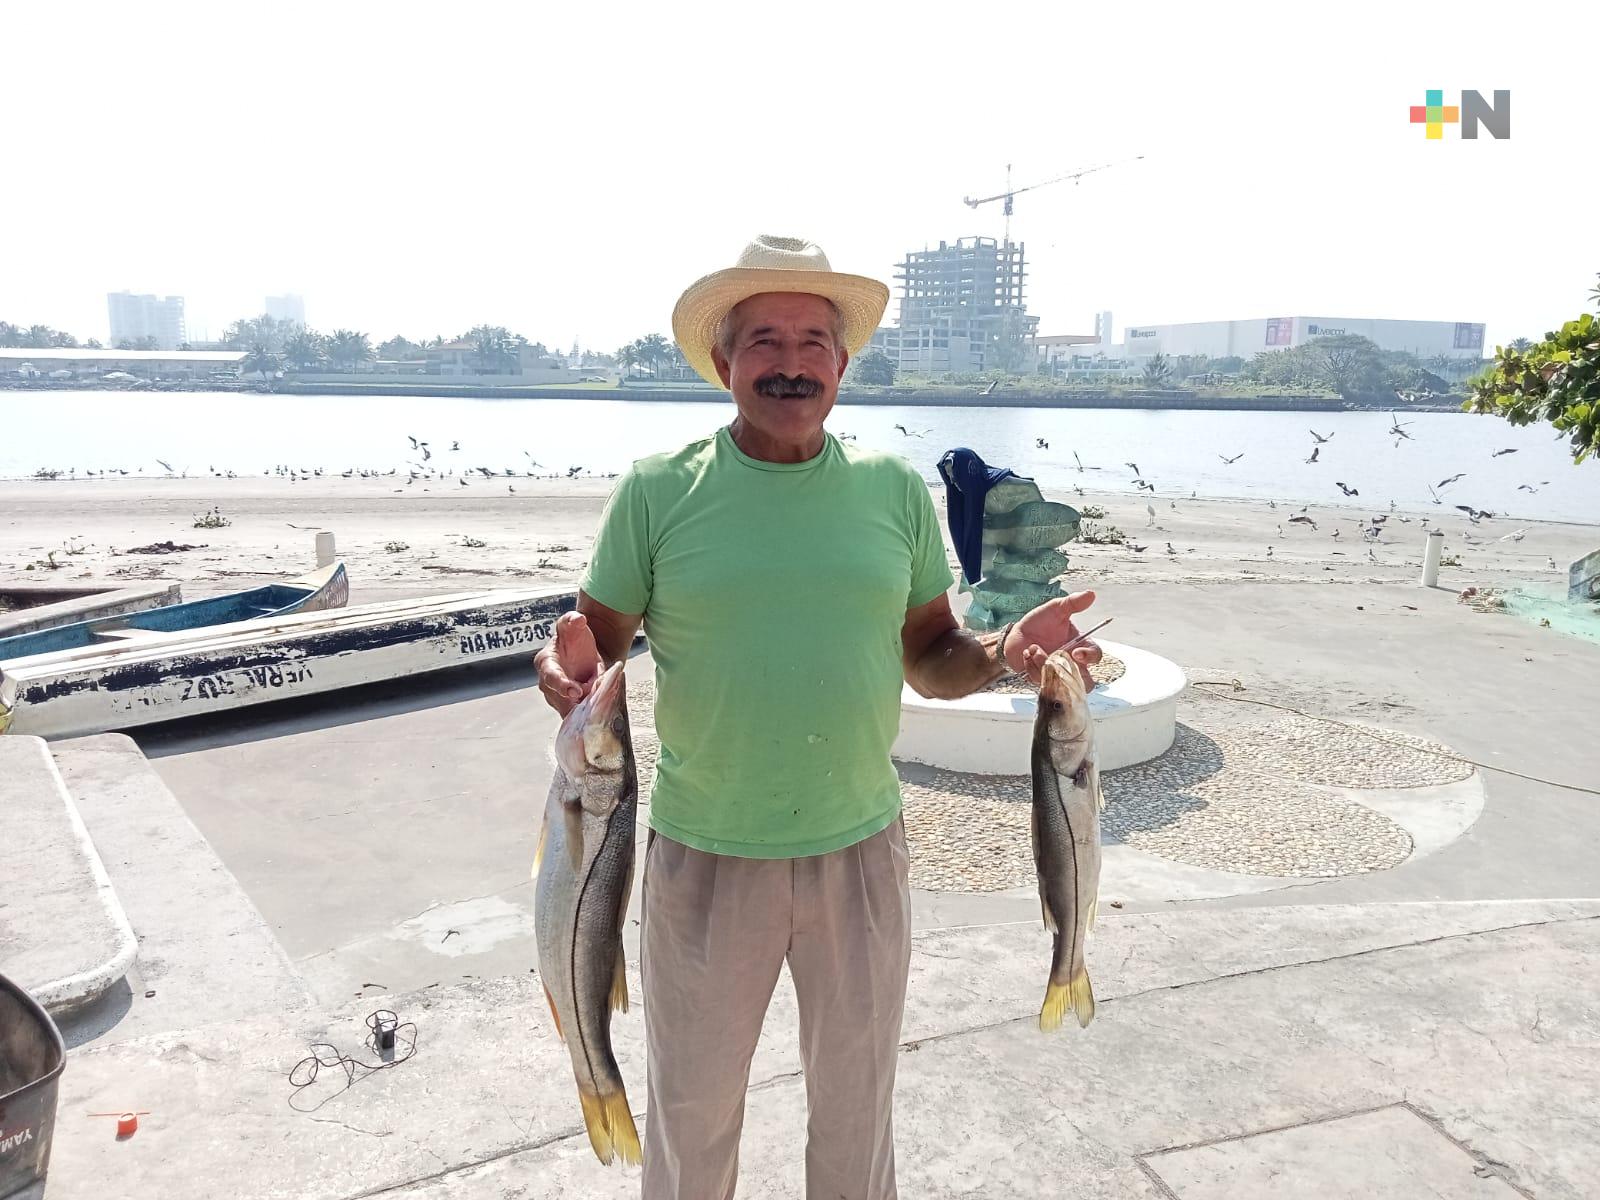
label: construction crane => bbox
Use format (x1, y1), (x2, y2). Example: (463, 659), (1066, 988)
(963, 156), (1144, 246)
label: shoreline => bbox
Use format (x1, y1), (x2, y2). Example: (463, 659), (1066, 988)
(0, 378), (1460, 413)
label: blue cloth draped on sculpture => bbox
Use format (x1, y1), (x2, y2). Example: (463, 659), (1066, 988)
(935, 447), (1084, 632)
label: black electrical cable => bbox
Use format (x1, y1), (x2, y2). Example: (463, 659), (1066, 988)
(287, 1009), (418, 1111)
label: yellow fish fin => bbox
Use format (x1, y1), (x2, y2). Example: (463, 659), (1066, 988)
(531, 819), (547, 879)
(1039, 968), (1096, 1032)
(578, 1088), (642, 1166)
(542, 983), (563, 1040)
(610, 944), (629, 1013)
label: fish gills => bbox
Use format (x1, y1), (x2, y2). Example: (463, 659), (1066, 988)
(1031, 649), (1103, 1031)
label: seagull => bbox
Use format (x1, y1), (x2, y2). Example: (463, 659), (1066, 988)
(421, 445), (432, 462)
(1548, 556), (1559, 570)
(1165, 542), (1177, 556)
(1335, 481), (1359, 496)
(1499, 528), (1527, 542)
(459, 476), (469, 487)
(1390, 419), (1413, 440)
(1427, 484), (1444, 505)
(1289, 515), (1317, 530)
(451, 440), (461, 451)
(1073, 451), (1085, 473)
(893, 424), (930, 437)
(1491, 448), (1517, 457)
(838, 433), (856, 441)
(1305, 447), (1320, 464)
(568, 466), (584, 477)
(1455, 505), (1495, 523)
(1219, 452), (1244, 464)
(1146, 504), (1157, 527)
(1125, 462), (1141, 476)
(1266, 545), (1274, 558)
(1309, 430), (1333, 444)
(1516, 483), (1540, 493)
(1332, 529), (1341, 540)
(156, 458), (174, 473)
(1128, 543), (1148, 553)
(1035, 437), (1049, 449)
(1437, 473), (1467, 489)
(508, 485), (516, 494)
(1368, 547), (1378, 562)
(407, 435), (420, 450)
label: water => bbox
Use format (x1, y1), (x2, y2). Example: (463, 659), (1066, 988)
(3, 391), (1597, 524)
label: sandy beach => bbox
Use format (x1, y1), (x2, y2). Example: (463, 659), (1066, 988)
(2, 472), (1592, 604)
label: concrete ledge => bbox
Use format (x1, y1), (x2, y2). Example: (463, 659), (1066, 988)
(51, 734), (313, 1047)
(0, 581), (180, 640)
(0, 737), (135, 1017)
(895, 639), (1187, 773)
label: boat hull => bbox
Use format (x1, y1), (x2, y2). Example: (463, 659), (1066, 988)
(0, 586), (573, 739)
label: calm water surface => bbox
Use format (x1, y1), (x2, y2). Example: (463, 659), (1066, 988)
(4, 391), (1597, 524)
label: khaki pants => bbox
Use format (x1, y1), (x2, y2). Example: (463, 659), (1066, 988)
(640, 818), (912, 1200)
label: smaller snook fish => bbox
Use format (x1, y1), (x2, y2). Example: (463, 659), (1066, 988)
(1030, 647), (1104, 1030)
(534, 660), (641, 1165)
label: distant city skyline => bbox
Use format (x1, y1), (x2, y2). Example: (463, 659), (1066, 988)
(3, 2), (1594, 356)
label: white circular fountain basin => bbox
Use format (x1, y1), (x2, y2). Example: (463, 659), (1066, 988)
(894, 639), (1186, 774)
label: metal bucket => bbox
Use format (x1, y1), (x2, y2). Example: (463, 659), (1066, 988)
(0, 972), (64, 1200)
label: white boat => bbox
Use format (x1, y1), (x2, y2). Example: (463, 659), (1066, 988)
(0, 586), (574, 739)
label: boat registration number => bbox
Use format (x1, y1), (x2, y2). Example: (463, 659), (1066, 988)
(458, 621), (553, 656)
(177, 662), (314, 702)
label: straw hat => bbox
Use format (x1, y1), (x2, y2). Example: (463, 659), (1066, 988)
(671, 235), (890, 389)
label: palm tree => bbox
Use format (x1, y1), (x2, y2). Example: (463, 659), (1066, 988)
(617, 342), (640, 379)
(1507, 337), (1534, 353)
(327, 330), (373, 372)
(1142, 352), (1173, 387)
(284, 329), (328, 372)
(243, 343), (283, 379)
(637, 333), (671, 378)
(0, 322), (19, 347)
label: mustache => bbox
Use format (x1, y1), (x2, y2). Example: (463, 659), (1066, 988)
(753, 373), (824, 399)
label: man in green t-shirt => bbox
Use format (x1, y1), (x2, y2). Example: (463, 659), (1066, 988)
(534, 235), (1102, 1199)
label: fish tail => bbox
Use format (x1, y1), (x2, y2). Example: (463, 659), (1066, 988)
(1039, 968), (1096, 1031)
(578, 1087), (642, 1166)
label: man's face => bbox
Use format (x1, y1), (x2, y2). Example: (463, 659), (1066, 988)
(712, 292), (848, 446)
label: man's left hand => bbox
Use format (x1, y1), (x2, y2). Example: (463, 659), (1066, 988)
(1006, 589), (1103, 690)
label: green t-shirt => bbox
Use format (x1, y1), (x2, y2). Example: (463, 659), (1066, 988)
(581, 425), (954, 859)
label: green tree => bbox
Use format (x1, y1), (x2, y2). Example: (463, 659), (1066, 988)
(378, 335), (419, 360)
(1306, 334), (1387, 399)
(327, 329), (373, 371)
(989, 310), (1033, 375)
(85, 338), (103, 349)
(115, 335), (161, 351)
(636, 333), (672, 378)
(1508, 337), (1534, 353)
(283, 328), (329, 371)
(465, 325), (520, 374)
(1468, 310), (1600, 465)
(223, 314), (290, 354)
(846, 349), (896, 386)
(0, 322), (19, 347)
(1141, 352), (1173, 387)
(242, 343), (283, 378)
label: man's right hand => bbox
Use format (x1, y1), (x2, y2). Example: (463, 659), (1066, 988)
(535, 611), (604, 718)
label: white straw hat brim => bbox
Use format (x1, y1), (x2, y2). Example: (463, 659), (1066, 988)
(671, 266), (889, 390)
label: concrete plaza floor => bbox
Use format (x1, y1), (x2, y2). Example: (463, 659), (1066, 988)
(29, 575), (1600, 1198)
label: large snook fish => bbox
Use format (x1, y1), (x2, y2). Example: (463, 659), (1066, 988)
(534, 659), (642, 1165)
(1030, 648), (1103, 1030)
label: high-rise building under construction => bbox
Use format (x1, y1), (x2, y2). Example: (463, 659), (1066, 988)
(868, 237), (1038, 376)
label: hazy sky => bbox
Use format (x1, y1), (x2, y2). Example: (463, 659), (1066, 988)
(5, 0), (1595, 352)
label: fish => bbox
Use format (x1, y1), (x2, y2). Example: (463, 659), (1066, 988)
(1030, 647), (1104, 1030)
(533, 660), (642, 1165)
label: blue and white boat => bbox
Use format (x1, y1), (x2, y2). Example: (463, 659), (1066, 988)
(0, 563), (348, 663)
